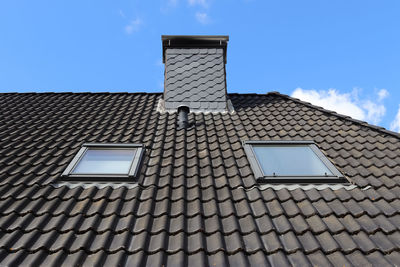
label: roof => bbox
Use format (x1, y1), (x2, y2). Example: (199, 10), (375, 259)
(0, 91), (399, 266)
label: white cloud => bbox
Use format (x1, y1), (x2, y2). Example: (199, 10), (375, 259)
(292, 88), (364, 119)
(125, 18), (142, 35)
(390, 105), (400, 132)
(291, 88), (388, 125)
(362, 100), (386, 125)
(195, 12), (210, 24)
(160, 0), (179, 13)
(189, 0), (208, 7)
(119, 10), (126, 18)
(377, 88), (389, 101)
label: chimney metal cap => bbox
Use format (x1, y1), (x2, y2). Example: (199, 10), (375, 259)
(162, 35), (229, 63)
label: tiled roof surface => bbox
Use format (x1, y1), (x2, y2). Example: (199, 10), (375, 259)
(0, 92), (399, 266)
(164, 48), (227, 111)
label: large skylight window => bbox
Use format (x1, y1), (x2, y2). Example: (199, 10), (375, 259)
(243, 141), (345, 183)
(62, 143), (144, 181)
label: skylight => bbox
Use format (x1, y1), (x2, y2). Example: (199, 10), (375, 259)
(243, 141), (346, 183)
(62, 143), (144, 181)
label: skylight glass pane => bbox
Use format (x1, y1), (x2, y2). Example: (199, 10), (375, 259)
(252, 145), (333, 176)
(72, 149), (136, 174)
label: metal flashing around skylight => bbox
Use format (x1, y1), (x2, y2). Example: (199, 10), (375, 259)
(62, 143), (144, 182)
(243, 140), (346, 184)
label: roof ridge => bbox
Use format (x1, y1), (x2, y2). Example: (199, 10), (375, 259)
(268, 91), (400, 139)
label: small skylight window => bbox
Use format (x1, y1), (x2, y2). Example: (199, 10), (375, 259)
(243, 141), (346, 183)
(62, 143), (144, 181)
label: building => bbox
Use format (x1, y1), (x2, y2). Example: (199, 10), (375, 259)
(0, 36), (399, 266)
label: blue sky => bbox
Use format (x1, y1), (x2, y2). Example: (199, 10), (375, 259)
(1, 1), (399, 132)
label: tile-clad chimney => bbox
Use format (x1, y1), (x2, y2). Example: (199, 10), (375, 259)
(162, 35), (229, 112)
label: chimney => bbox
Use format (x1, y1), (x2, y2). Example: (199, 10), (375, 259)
(161, 35), (230, 112)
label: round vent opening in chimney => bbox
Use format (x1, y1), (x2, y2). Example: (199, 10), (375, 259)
(177, 106), (190, 129)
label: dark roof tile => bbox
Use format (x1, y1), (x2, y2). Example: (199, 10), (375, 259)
(307, 251), (333, 267)
(375, 199), (398, 216)
(265, 251), (290, 266)
(370, 231), (397, 253)
(272, 215), (292, 234)
(365, 251), (392, 266)
(322, 215), (345, 234)
(333, 232), (358, 252)
(281, 199), (301, 217)
(316, 232), (340, 253)
(247, 251), (271, 267)
(344, 251), (371, 266)
(265, 199), (284, 217)
(387, 232), (400, 248)
(259, 231), (282, 252)
(386, 251), (400, 266)
(207, 251), (228, 267)
(287, 251), (311, 266)
(326, 251), (352, 267)
(297, 231), (320, 253)
(297, 200), (318, 217)
(254, 215), (274, 234)
(237, 215), (256, 234)
(357, 215), (379, 233)
(279, 231), (302, 253)
(358, 199), (381, 217)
